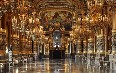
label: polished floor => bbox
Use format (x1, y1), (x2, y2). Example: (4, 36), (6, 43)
(3, 58), (116, 73)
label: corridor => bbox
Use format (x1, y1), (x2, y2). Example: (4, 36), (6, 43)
(1, 0), (116, 73)
(5, 58), (115, 73)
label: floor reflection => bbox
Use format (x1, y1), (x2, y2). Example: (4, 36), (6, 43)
(6, 58), (116, 73)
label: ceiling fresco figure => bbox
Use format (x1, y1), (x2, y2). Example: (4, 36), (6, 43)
(40, 11), (73, 31)
(40, 12), (50, 31)
(52, 12), (63, 23)
(62, 12), (73, 31)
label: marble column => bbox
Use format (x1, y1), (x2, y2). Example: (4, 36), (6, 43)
(88, 38), (94, 54)
(72, 41), (75, 54)
(96, 29), (105, 54)
(94, 35), (96, 54)
(104, 26), (108, 55)
(75, 40), (83, 63)
(83, 40), (87, 54)
(112, 13), (116, 54)
(69, 41), (72, 54)
(77, 40), (82, 54)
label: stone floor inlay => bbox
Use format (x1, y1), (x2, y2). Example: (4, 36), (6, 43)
(2, 58), (116, 73)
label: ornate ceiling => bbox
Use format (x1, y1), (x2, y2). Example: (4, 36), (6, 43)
(0, 0), (87, 17)
(0, 0), (116, 40)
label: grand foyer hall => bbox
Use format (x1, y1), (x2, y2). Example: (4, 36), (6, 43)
(0, 0), (116, 73)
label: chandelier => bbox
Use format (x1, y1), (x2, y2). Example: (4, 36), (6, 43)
(70, 23), (91, 41)
(10, 0), (41, 37)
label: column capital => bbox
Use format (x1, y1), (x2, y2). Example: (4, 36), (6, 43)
(88, 38), (93, 42)
(112, 29), (116, 33)
(97, 34), (104, 38)
(113, 13), (116, 29)
(83, 40), (86, 43)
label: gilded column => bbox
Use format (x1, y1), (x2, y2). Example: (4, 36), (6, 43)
(104, 25), (109, 56)
(112, 13), (116, 54)
(19, 32), (22, 55)
(83, 40), (87, 54)
(4, 14), (12, 48)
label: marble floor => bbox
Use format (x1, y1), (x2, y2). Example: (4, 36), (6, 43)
(2, 58), (116, 73)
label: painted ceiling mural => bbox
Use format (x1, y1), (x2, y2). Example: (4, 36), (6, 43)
(40, 11), (73, 31)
